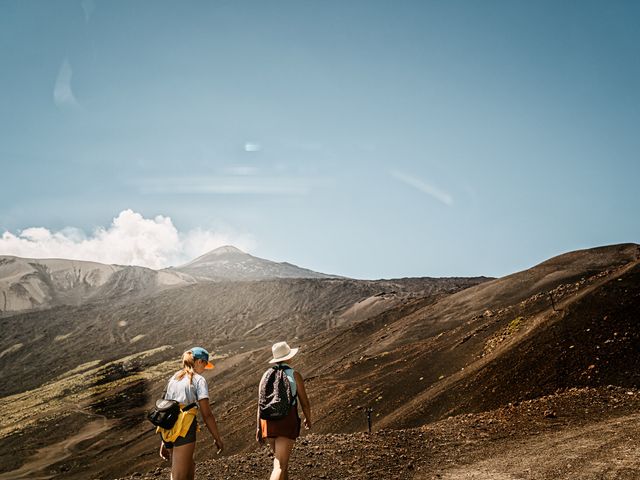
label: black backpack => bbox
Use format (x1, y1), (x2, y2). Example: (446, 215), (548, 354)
(259, 365), (296, 420)
(147, 375), (197, 429)
(147, 399), (182, 429)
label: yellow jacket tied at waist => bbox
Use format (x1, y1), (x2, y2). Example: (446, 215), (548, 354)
(156, 406), (199, 443)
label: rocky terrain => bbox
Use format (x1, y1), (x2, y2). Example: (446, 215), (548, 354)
(116, 386), (640, 480)
(0, 243), (639, 479)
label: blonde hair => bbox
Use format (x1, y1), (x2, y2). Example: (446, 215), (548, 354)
(176, 350), (196, 382)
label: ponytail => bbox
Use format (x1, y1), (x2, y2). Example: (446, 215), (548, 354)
(176, 350), (196, 382)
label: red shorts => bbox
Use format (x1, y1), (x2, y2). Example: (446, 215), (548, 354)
(260, 406), (301, 440)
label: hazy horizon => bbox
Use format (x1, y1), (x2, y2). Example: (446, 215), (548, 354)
(1, 0), (639, 278)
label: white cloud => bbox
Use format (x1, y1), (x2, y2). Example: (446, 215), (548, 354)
(53, 58), (80, 109)
(0, 210), (254, 269)
(391, 170), (454, 206)
(244, 142), (261, 152)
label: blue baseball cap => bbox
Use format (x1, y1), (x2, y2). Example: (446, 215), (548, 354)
(191, 347), (214, 369)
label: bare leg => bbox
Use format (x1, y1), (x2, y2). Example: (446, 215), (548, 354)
(171, 441), (196, 480)
(267, 437), (277, 479)
(267, 437), (295, 480)
(187, 454), (195, 480)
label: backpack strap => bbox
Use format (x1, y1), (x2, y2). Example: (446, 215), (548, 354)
(162, 375), (174, 400)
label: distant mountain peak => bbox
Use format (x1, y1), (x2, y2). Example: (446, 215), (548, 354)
(178, 246), (247, 267)
(208, 245), (246, 255)
(174, 246), (335, 281)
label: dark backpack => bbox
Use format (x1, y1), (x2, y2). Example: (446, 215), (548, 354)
(259, 365), (296, 420)
(147, 375), (197, 429)
(147, 399), (182, 429)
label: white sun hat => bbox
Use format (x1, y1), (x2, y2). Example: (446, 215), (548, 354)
(269, 341), (299, 363)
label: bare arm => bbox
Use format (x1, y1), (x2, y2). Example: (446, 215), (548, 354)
(294, 371), (312, 429)
(256, 375), (265, 443)
(256, 403), (263, 443)
(198, 398), (224, 452)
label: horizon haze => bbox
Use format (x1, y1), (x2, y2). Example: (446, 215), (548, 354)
(1, 0), (639, 279)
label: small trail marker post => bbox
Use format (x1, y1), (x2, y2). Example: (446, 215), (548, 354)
(549, 291), (558, 312)
(366, 407), (373, 433)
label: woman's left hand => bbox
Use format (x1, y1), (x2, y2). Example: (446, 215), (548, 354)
(159, 442), (171, 461)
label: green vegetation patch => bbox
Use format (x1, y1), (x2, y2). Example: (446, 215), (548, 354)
(508, 316), (524, 334)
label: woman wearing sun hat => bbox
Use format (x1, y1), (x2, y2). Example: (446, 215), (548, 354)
(256, 341), (312, 480)
(158, 347), (224, 480)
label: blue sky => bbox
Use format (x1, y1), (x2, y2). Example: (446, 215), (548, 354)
(1, 0), (638, 278)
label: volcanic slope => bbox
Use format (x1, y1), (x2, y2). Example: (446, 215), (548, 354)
(109, 242), (639, 480)
(2, 243), (640, 480)
(151, 241), (638, 480)
(0, 274), (484, 479)
(0, 256), (195, 314)
(176, 243), (640, 449)
(0, 276), (480, 396)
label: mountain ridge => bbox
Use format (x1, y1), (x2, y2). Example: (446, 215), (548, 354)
(170, 245), (338, 281)
(0, 256), (195, 314)
(0, 246), (338, 314)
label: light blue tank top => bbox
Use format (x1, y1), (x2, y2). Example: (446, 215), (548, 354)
(279, 363), (297, 402)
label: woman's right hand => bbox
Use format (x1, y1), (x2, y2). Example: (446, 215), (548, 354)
(256, 426), (264, 443)
(303, 417), (312, 430)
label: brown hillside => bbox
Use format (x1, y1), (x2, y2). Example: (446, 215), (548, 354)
(0, 276), (480, 396)
(1, 244), (639, 479)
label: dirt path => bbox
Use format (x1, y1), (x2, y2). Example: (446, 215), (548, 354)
(0, 412), (114, 480)
(437, 413), (640, 480)
(109, 388), (640, 480)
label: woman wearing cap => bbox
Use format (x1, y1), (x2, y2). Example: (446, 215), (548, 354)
(158, 347), (224, 480)
(256, 341), (312, 480)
